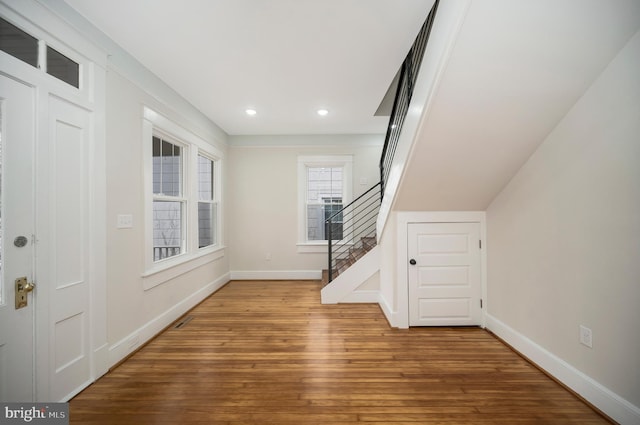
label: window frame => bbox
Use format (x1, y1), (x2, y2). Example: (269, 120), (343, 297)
(196, 152), (218, 250)
(151, 133), (187, 262)
(142, 107), (224, 289)
(297, 155), (352, 253)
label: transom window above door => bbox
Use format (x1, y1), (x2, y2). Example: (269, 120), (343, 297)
(0, 17), (80, 88)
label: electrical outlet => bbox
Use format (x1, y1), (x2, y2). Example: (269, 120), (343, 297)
(265, 252), (272, 261)
(579, 325), (592, 348)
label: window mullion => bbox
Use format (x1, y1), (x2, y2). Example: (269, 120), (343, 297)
(187, 147), (198, 254)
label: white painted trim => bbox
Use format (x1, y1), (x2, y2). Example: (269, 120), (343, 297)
(142, 247), (226, 291)
(486, 314), (640, 425)
(229, 134), (384, 148)
(297, 155), (353, 245)
(377, 0), (472, 240)
(396, 215), (410, 329)
(230, 270), (322, 281)
(59, 379), (93, 403)
(379, 294), (403, 328)
(88, 55), (109, 385)
(108, 273), (230, 367)
(396, 211), (486, 330)
(143, 107), (224, 159)
(296, 242), (328, 254)
(92, 342), (109, 382)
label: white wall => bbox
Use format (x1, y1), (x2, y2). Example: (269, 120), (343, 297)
(104, 68), (230, 365)
(486, 29), (640, 421)
(392, 0), (640, 213)
(227, 136), (382, 277)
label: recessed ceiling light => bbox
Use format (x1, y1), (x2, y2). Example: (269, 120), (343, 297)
(317, 109), (329, 116)
(245, 108), (257, 116)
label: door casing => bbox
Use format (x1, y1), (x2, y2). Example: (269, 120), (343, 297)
(394, 211), (487, 329)
(408, 221), (482, 326)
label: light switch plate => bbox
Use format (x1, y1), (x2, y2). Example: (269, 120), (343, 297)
(117, 214), (133, 229)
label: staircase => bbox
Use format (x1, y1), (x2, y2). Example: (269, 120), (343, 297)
(322, 235), (377, 286)
(321, 1), (439, 301)
(323, 182), (381, 285)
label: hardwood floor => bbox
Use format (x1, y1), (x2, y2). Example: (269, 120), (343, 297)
(71, 280), (610, 424)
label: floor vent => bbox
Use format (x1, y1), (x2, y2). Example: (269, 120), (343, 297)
(173, 315), (194, 329)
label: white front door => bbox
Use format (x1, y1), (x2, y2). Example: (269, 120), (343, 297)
(0, 77), (95, 403)
(0, 75), (36, 401)
(408, 222), (482, 326)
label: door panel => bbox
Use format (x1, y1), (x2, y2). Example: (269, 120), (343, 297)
(47, 96), (91, 400)
(0, 75), (35, 401)
(408, 222), (481, 326)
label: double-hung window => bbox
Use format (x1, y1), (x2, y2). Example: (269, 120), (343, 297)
(307, 167), (343, 241)
(197, 154), (217, 248)
(143, 107), (223, 287)
(152, 135), (185, 261)
(298, 156), (352, 252)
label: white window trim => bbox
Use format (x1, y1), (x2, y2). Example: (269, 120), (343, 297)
(151, 132), (188, 262)
(142, 107), (224, 289)
(297, 155), (352, 253)
(195, 151), (219, 250)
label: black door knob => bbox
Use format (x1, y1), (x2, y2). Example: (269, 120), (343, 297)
(409, 259), (416, 265)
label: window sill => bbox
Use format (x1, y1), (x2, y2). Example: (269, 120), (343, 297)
(142, 246), (226, 291)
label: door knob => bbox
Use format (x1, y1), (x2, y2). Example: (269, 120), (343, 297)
(15, 277), (35, 309)
(409, 259), (416, 265)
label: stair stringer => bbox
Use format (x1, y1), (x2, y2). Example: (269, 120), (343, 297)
(321, 245), (380, 304)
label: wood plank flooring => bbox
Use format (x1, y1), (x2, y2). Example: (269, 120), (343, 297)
(70, 280), (610, 424)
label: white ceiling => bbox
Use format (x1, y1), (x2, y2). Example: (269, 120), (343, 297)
(63, 0), (434, 135)
(394, 0), (640, 211)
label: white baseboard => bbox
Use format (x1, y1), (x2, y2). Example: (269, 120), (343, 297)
(485, 314), (640, 425)
(378, 294), (408, 329)
(93, 342), (110, 379)
(108, 272), (230, 367)
(60, 379), (93, 402)
(230, 270), (321, 280)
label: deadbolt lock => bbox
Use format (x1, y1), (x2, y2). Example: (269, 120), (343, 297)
(15, 277), (35, 309)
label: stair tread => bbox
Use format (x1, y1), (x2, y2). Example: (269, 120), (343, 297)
(325, 234), (377, 286)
